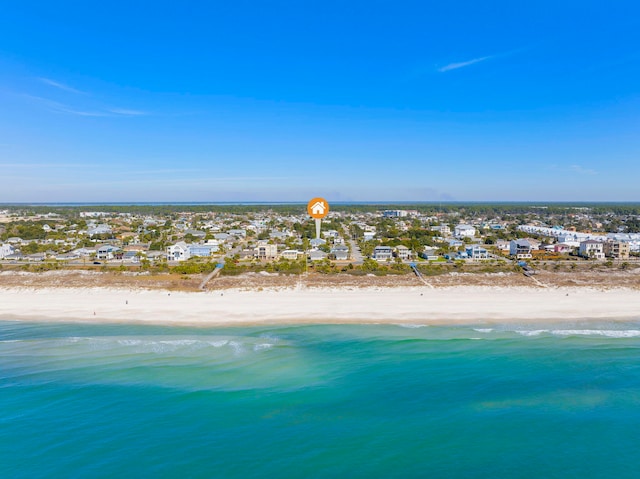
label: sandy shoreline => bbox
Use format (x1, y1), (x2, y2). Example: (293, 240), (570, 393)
(1, 285), (639, 326)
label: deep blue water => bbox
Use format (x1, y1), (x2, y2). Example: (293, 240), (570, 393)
(2, 320), (640, 478)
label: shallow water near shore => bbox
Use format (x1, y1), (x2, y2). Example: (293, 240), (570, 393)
(2, 320), (640, 478)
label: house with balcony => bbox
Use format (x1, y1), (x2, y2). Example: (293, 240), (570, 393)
(394, 245), (413, 261)
(454, 224), (476, 239)
(579, 240), (605, 260)
(331, 245), (350, 261)
(466, 245), (489, 260)
(96, 245), (122, 261)
(604, 241), (630, 260)
(0, 243), (15, 259)
(554, 243), (573, 254)
(510, 240), (532, 259)
(167, 242), (190, 262)
(255, 241), (278, 260)
(281, 249), (303, 260)
(189, 244), (217, 258)
(430, 225), (451, 236)
(372, 246), (393, 261)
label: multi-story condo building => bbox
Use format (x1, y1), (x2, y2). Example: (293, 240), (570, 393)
(604, 241), (630, 260)
(255, 241), (278, 260)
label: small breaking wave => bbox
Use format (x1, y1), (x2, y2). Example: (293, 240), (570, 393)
(515, 329), (640, 338)
(515, 330), (548, 337)
(0, 336), (281, 356)
(253, 343), (274, 351)
(552, 329), (640, 338)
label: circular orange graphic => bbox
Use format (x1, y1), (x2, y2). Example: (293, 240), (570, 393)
(307, 197), (329, 219)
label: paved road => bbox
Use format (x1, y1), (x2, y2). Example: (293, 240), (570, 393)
(348, 238), (364, 265)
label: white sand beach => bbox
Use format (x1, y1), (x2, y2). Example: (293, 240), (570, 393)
(1, 286), (639, 325)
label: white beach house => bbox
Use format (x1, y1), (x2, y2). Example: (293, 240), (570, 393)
(372, 246), (393, 261)
(579, 240), (605, 260)
(454, 224), (476, 239)
(167, 242), (191, 261)
(0, 243), (15, 259)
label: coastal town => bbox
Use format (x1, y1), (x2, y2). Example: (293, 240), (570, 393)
(1, 204), (639, 282)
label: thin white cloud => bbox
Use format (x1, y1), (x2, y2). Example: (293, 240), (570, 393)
(23, 94), (146, 118)
(23, 94), (108, 116)
(46, 177), (300, 190)
(569, 164), (597, 175)
(0, 163), (101, 168)
(547, 164), (597, 175)
(436, 47), (531, 73)
(126, 168), (208, 174)
(437, 55), (493, 73)
(53, 106), (109, 117)
(38, 77), (86, 94)
(108, 108), (148, 116)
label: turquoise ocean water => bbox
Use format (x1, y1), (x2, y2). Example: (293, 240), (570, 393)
(2, 319), (640, 478)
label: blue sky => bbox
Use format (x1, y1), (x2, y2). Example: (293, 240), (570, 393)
(1, 1), (639, 202)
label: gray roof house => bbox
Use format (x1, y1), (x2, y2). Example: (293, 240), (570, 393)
(184, 229), (206, 239)
(331, 245), (350, 261)
(309, 250), (328, 261)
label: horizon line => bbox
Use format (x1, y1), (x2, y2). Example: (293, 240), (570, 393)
(2, 200), (640, 207)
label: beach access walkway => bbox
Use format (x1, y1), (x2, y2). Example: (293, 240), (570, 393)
(410, 263), (434, 289)
(198, 263), (225, 290)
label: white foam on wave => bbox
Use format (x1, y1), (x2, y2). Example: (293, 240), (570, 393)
(258, 333), (281, 343)
(515, 330), (548, 337)
(253, 343), (273, 351)
(117, 339), (144, 346)
(228, 340), (245, 355)
(14, 336), (278, 355)
(551, 329), (640, 338)
(397, 324), (428, 329)
(473, 328), (494, 333)
(158, 339), (199, 346)
(515, 329), (640, 338)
